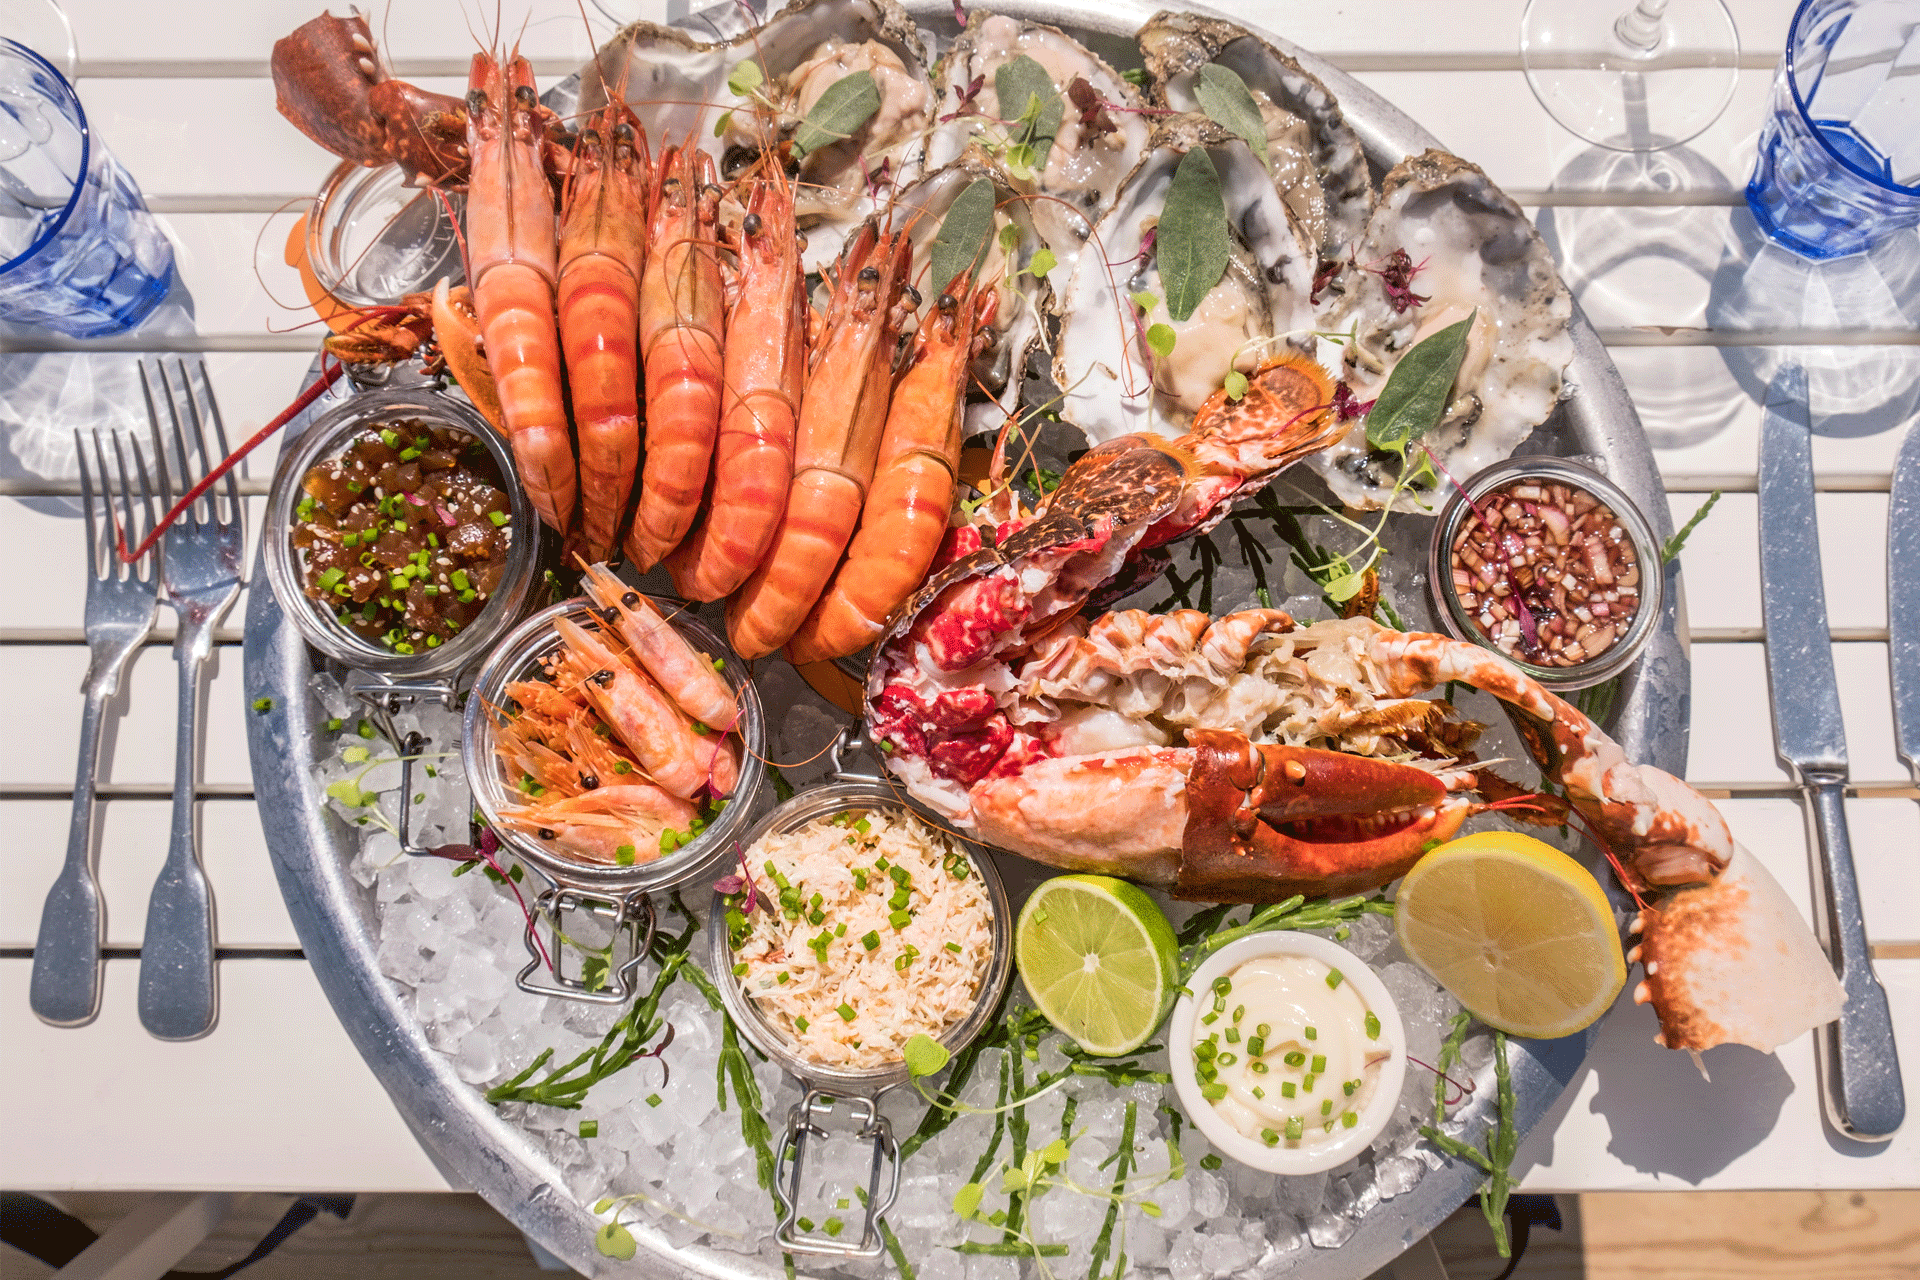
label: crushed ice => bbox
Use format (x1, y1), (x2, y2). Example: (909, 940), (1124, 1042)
(310, 671), (1500, 1277)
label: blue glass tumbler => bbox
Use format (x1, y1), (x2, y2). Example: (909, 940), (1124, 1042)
(1746, 0), (1920, 260)
(0, 39), (175, 337)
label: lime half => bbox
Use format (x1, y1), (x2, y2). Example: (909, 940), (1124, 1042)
(1395, 831), (1626, 1039)
(1015, 875), (1179, 1056)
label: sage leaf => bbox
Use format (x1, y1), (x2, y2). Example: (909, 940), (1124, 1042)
(1363, 310), (1475, 456)
(904, 1032), (951, 1079)
(595, 1221), (637, 1261)
(1158, 148), (1231, 322)
(929, 178), (997, 293)
(996, 55), (1064, 153)
(792, 70), (881, 158)
(1146, 323), (1177, 359)
(727, 59), (763, 98)
(1194, 62), (1268, 165)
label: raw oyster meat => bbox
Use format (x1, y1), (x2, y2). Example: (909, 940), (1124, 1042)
(1052, 115), (1319, 444)
(1137, 10), (1373, 257)
(927, 12), (1152, 279)
(1310, 150), (1573, 511)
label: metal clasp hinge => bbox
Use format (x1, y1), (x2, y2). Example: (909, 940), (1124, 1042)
(515, 885), (657, 1005)
(774, 1089), (901, 1258)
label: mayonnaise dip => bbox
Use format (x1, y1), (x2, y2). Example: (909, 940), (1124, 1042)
(1189, 953), (1391, 1148)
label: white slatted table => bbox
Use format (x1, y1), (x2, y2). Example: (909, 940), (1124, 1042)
(3, 0), (1915, 1207)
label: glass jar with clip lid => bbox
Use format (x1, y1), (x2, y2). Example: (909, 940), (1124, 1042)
(262, 385), (543, 858)
(707, 726), (1014, 1259)
(464, 598), (766, 1005)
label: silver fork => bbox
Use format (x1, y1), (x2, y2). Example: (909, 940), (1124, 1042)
(137, 358), (245, 1041)
(31, 430), (161, 1027)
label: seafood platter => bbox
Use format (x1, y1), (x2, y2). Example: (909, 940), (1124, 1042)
(236, 0), (1847, 1276)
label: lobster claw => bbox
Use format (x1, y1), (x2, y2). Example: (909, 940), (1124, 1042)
(1176, 730), (1467, 903)
(272, 12), (470, 185)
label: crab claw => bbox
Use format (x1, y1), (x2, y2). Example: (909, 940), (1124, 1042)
(1628, 842), (1844, 1052)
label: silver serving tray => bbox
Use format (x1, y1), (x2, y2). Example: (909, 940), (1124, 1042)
(244, 1), (1690, 1274)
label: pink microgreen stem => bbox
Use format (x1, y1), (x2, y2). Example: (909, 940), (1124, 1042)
(1408, 1055), (1477, 1106)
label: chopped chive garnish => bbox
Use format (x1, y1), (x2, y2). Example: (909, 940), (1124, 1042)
(1224, 1027), (1241, 1043)
(794, 1016), (809, 1032)
(837, 1002), (856, 1022)
(615, 844), (636, 866)
(1365, 1011), (1381, 1039)
(1251, 1061), (1269, 1074)
(1321, 1099), (1333, 1116)
(1344, 1079), (1358, 1096)
(1201, 1082), (1226, 1101)
(646, 1094), (662, 1107)
(732, 962), (748, 977)
(579, 1120), (598, 1138)
(1311, 1054), (1326, 1073)
(1326, 968), (1344, 989)
(1342, 1110), (1358, 1128)
(1285, 1117), (1303, 1141)
(1303, 1073), (1316, 1092)
(1264, 1128), (1281, 1146)
(1281, 1081), (1296, 1098)
(944, 941), (962, 953)
(1284, 1051), (1306, 1067)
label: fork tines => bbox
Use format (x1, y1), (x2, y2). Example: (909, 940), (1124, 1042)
(77, 426), (159, 581)
(139, 356), (240, 525)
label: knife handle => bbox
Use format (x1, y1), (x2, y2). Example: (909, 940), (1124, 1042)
(1806, 781), (1905, 1141)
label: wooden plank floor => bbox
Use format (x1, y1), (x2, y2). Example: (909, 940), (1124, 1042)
(6, 1190), (1917, 1278)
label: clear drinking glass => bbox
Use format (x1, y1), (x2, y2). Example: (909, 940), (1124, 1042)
(0, 39), (175, 336)
(1747, 0), (1920, 260)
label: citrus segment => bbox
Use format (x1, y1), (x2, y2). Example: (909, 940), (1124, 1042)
(1015, 875), (1179, 1056)
(1394, 831), (1625, 1038)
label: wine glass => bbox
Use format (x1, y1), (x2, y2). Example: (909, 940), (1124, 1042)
(1520, 0), (1741, 152)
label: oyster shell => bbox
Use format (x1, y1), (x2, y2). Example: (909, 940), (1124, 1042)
(890, 150), (1051, 434)
(1052, 115), (1320, 445)
(927, 12), (1152, 279)
(584, 0), (934, 273)
(1138, 10), (1373, 257)
(1309, 150), (1573, 511)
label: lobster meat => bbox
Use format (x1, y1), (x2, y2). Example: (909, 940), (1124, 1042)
(865, 354), (1845, 1055)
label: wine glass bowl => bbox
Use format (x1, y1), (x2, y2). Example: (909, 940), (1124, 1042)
(1520, 0), (1742, 152)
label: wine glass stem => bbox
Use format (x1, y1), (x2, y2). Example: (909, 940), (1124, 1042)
(1615, 0), (1669, 53)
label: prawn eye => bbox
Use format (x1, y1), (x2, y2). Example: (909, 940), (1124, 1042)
(702, 182), (724, 198)
(579, 774), (599, 790)
(514, 84), (537, 108)
(538, 828), (556, 840)
(613, 122), (634, 144)
(593, 669), (616, 686)
(858, 265), (881, 283)
(620, 591), (640, 607)
(937, 292), (957, 311)
(742, 212), (763, 236)
(903, 284), (923, 306)
(465, 89), (487, 113)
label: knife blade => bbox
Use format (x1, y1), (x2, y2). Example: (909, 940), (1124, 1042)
(1890, 423), (1920, 786)
(1758, 363), (1905, 1142)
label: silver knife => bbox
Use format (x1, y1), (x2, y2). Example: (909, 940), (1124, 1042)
(1891, 423), (1919, 786)
(1759, 363), (1905, 1142)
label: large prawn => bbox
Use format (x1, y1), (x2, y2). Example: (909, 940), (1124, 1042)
(627, 142), (726, 570)
(557, 105), (649, 563)
(726, 221), (915, 659)
(865, 352), (1845, 1056)
(662, 173), (808, 601)
(784, 271), (998, 664)
(467, 49), (573, 534)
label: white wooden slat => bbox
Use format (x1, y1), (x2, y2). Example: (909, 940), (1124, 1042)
(0, 644), (258, 789)
(0, 498), (266, 636)
(0, 958), (458, 1193)
(53, 0), (1795, 66)
(1669, 492), (1889, 636)
(1714, 797), (1919, 947)
(1, 800), (297, 950)
(1686, 642), (1907, 787)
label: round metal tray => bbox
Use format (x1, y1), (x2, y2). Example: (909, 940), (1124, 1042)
(244, 2), (1690, 1274)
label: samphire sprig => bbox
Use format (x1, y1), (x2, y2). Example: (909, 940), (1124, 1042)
(1178, 893), (1395, 983)
(486, 897), (702, 1110)
(1417, 1013), (1517, 1257)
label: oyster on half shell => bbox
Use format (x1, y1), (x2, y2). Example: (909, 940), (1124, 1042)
(584, 0), (934, 273)
(1138, 10), (1373, 258)
(1309, 150), (1573, 512)
(927, 12), (1152, 281)
(1052, 115), (1320, 445)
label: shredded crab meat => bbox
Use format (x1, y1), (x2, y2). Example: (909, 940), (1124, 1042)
(731, 809), (993, 1069)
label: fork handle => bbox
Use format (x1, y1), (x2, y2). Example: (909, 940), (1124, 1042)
(30, 683), (116, 1027)
(138, 641), (219, 1040)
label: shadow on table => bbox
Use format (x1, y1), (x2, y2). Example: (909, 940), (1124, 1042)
(1516, 996), (1795, 1185)
(0, 268), (199, 519)
(1535, 140), (1920, 456)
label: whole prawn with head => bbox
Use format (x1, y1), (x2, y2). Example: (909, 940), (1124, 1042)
(627, 143), (726, 570)
(558, 105), (649, 563)
(726, 221), (915, 659)
(466, 49), (574, 535)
